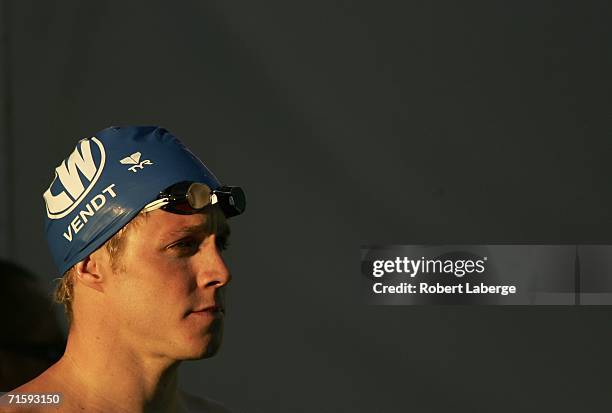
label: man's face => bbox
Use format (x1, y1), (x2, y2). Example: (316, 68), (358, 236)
(101, 207), (230, 361)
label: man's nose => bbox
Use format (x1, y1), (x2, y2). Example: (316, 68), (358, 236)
(195, 234), (231, 288)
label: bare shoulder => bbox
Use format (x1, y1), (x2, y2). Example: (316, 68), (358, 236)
(178, 389), (233, 413)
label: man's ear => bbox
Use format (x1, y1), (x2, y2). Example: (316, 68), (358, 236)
(74, 253), (105, 293)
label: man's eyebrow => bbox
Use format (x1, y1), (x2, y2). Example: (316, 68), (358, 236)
(169, 225), (207, 235)
(168, 221), (231, 237)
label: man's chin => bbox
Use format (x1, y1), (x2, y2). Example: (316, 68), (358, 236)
(177, 317), (224, 359)
(180, 333), (223, 360)
(182, 346), (220, 360)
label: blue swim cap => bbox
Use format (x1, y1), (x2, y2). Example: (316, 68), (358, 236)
(43, 126), (223, 275)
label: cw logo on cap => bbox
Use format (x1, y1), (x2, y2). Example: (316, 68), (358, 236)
(43, 137), (106, 219)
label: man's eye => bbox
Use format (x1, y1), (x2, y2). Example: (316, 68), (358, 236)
(169, 238), (200, 254)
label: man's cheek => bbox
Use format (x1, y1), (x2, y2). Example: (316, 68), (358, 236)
(111, 284), (158, 320)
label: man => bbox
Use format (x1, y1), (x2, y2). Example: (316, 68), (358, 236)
(0, 126), (245, 413)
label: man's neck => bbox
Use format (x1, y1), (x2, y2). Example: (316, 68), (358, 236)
(50, 328), (182, 413)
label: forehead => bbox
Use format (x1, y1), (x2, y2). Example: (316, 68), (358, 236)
(129, 207), (229, 241)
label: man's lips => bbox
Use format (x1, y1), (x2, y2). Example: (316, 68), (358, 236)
(188, 305), (224, 316)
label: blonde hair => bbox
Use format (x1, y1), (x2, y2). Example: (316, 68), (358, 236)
(53, 212), (147, 324)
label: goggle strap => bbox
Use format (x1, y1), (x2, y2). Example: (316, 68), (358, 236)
(142, 197), (171, 213)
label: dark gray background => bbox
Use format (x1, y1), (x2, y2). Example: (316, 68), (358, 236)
(1, 1), (611, 412)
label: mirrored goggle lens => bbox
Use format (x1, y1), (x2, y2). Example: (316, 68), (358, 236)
(186, 182), (212, 209)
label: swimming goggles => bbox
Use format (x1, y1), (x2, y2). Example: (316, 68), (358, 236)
(143, 181), (246, 218)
